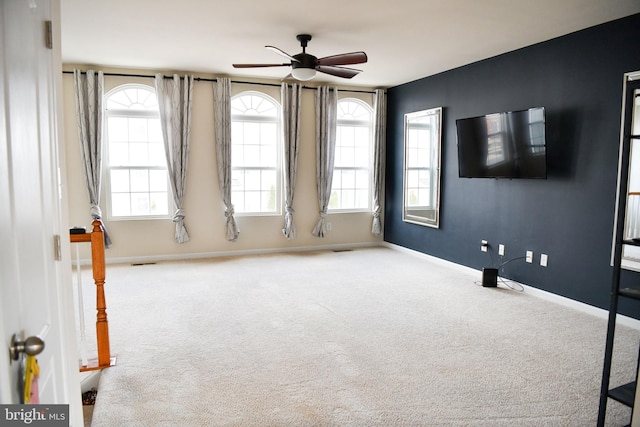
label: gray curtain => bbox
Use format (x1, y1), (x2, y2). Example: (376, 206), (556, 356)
(312, 86), (338, 237)
(155, 74), (194, 244)
(214, 77), (239, 241)
(372, 89), (387, 235)
(73, 69), (112, 247)
(281, 83), (302, 239)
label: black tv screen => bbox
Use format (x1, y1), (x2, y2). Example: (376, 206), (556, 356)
(456, 107), (547, 179)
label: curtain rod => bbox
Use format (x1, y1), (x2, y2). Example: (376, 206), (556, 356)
(62, 70), (379, 94)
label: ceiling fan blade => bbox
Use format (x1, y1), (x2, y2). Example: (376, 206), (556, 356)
(316, 65), (362, 79)
(232, 63), (290, 68)
(317, 51), (367, 66)
(266, 46), (300, 63)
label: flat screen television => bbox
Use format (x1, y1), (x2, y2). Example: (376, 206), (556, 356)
(456, 107), (547, 179)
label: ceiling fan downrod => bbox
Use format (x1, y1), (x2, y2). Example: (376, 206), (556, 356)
(296, 34), (312, 53)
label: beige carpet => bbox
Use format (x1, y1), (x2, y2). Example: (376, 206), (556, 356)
(80, 247), (638, 426)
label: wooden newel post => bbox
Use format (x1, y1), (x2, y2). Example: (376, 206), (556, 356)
(90, 219), (111, 367)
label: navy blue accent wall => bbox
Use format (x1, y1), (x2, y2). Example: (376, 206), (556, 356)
(385, 14), (640, 317)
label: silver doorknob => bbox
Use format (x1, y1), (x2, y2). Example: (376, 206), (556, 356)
(10, 334), (45, 361)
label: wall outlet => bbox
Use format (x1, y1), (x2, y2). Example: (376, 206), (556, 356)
(526, 251), (533, 263)
(481, 240), (488, 252)
(326, 222), (332, 231)
(498, 244), (505, 256)
(540, 254), (548, 267)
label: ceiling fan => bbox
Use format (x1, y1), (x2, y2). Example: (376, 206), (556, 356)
(233, 34), (367, 81)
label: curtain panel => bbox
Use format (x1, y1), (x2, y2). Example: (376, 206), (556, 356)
(214, 77), (239, 241)
(372, 89), (387, 235)
(155, 74), (194, 244)
(312, 86), (338, 237)
(73, 69), (112, 247)
(281, 83), (302, 239)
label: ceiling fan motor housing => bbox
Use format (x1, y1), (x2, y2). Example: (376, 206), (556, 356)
(292, 53), (317, 70)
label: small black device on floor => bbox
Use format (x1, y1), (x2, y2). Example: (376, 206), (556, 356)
(482, 268), (498, 287)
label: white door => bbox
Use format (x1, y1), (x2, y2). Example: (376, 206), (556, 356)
(0, 0), (82, 425)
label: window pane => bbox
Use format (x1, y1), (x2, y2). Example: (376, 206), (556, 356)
(110, 169), (130, 192)
(245, 170), (260, 191)
(130, 170), (149, 192)
(150, 192), (168, 215)
(111, 193), (130, 217)
(419, 170), (431, 188)
(263, 186), (276, 211)
(261, 169), (276, 191)
(128, 118), (148, 142)
(108, 117), (128, 141)
(356, 170), (369, 188)
(342, 169), (355, 189)
(332, 99), (373, 210)
(105, 85), (168, 220)
(230, 92), (281, 214)
(261, 144), (277, 167)
(148, 118), (163, 143)
(231, 122), (244, 144)
(244, 122), (260, 144)
(407, 170), (420, 188)
(417, 189), (430, 206)
(342, 189), (355, 208)
(129, 143), (149, 166)
(261, 123), (277, 146)
(355, 147), (369, 167)
(332, 169), (342, 189)
(355, 128), (369, 147)
(149, 170), (168, 192)
(130, 193), (150, 215)
(232, 170), (244, 191)
(329, 190), (340, 209)
(109, 142), (129, 166)
(232, 191), (245, 212)
(355, 189), (369, 208)
(148, 142), (166, 167)
(244, 191), (260, 212)
(341, 146), (355, 167)
(244, 144), (260, 167)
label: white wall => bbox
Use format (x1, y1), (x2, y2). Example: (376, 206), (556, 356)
(63, 67), (383, 262)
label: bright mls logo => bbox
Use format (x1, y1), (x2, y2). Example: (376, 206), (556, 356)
(1, 405), (68, 426)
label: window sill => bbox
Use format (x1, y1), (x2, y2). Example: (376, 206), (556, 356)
(327, 208), (371, 214)
(107, 215), (172, 222)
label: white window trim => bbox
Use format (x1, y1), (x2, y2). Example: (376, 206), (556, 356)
(103, 84), (173, 221)
(329, 98), (374, 214)
(231, 91), (283, 217)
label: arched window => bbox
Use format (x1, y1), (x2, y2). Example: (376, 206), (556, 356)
(231, 91), (281, 214)
(104, 84), (170, 218)
(330, 98), (373, 211)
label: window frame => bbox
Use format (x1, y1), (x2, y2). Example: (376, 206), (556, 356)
(230, 90), (283, 217)
(103, 83), (173, 221)
(329, 97), (374, 213)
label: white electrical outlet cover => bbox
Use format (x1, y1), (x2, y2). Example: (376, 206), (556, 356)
(540, 254), (548, 267)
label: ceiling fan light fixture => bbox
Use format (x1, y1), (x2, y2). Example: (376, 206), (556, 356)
(291, 67), (316, 81)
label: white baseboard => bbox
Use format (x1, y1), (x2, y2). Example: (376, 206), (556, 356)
(383, 242), (640, 330)
(74, 241), (382, 266)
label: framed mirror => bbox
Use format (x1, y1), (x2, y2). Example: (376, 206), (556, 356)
(403, 107), (443, 228)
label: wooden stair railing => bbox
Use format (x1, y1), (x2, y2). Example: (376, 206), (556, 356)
(70, 219), (116, 371)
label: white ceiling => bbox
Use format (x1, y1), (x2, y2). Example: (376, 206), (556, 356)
(60, 0), (640, 88)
